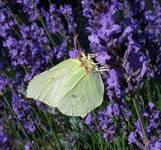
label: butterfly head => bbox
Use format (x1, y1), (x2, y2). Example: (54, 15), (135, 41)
(79, 52), (97, 73)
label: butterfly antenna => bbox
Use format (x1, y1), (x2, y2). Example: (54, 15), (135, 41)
(74, 33), (78, 50)
(88, 53), (99, 58)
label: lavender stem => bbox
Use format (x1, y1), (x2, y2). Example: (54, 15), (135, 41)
(132, 98), (149, 145)
(3, 95), (37, 150)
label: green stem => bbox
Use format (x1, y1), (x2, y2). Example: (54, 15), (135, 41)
(48, 0), (51, 5)
(44, 112), (62, 150)
(10, 25), (21, 38)
(132, 98), (148, 143)
(3, 96), (37, 150)
(92, 112), (104, 150)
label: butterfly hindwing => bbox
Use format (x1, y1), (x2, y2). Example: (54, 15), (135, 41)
(57, 70), (104, 117)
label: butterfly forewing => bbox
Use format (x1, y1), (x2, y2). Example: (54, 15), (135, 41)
(27, 59), (81, 100)
(42, 67), (86, 107)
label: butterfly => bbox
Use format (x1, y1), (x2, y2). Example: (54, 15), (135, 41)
(26, 52), (105, 118)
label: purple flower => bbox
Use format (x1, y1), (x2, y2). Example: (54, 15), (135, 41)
(0, 76), (8, 92)
(25, 143), (31, 150)
(106, 68), (124, 100)
(54, 40), (67, 59)
(12, 95), (36, 133)
(0, 123), (11, 149)
(143, 102), (161, 132)
(98, 109), (117, 141)
(128, 132), (137, 144)
(145, 0), (161, 38)
(82, 0), (161, 100)
(96, 51), (111, 65)
(0, 2), (16, 37)
(124, 37), (150, 78)
(85, 113), (95, 130)
(16, 0), (39, 21)
(106, 103), (120, 117)
(145, 11), (155, 22)
(129, 102), (161, 149)
(98, 13), (121, 39)
(68, 49), (80, 59)
(0, 98), (6, 111)
(42, 6), (64, 34)
(59, 5), (76, 33)
(150, 139), (161, 150)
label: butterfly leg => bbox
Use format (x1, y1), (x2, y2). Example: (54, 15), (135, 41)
(95, 68), (109, 72)
(88, 53), (99, 58)
(99, 66), (109, 69)
(74, 34), (78, 50)
(91, 62), (100, 65)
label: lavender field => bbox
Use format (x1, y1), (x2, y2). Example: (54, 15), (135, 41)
(0, 0), (161, 149)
